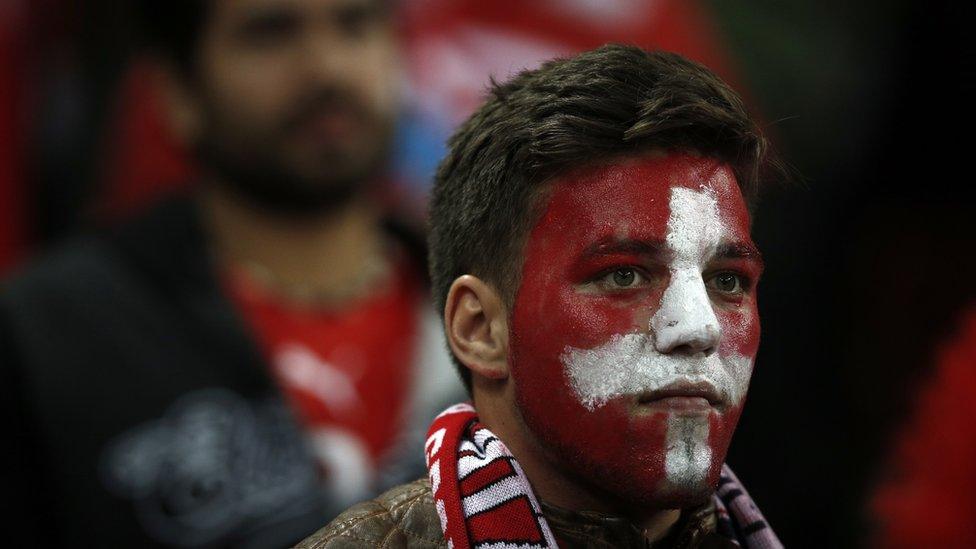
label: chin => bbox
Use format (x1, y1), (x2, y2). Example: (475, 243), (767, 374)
(598, 461), (719, 511)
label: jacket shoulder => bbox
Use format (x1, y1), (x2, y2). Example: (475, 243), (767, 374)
(2, 236), (116, 297)
(296, 478), (446, 549)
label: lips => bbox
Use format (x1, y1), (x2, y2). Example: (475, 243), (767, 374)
(294, 108), (367, 143)
(635, 379), (724, 408)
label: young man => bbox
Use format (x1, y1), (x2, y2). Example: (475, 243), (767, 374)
(0, 1), (460, 546)
(299, 45), (784, 548)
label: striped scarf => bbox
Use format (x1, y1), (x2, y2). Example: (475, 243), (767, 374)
(424, 403), (782, 549)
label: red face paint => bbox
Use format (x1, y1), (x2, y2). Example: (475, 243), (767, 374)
(509, 153), (761, 509)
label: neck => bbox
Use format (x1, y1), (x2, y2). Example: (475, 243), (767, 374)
(472, 385), (681, 543)
(200, 182), (388, 305)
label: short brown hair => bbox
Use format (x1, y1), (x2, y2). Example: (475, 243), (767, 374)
(428, 44), (782, 389)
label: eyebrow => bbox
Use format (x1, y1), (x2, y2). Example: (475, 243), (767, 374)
(580, 238), (764, 268)
(714, 242), (764, 267)
(580, 238), (669, 258)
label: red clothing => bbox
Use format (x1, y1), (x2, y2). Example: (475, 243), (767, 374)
(401, 0), (737, 125)
(225, 257), (422, 481)
(872, 306), (976, 548)
(0, 1), (29, 273)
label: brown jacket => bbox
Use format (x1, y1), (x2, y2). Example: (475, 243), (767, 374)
(296, 478), (737, 548)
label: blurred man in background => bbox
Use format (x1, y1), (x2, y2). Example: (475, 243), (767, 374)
(0, 0), (461, 546)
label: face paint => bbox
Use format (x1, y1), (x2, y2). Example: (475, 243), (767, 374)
(509, 153), (761, 509)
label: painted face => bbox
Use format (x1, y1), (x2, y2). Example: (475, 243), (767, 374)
(509, 153), (762, 509)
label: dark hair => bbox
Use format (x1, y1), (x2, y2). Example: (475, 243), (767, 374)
(135, 1), (211, 74)
(428, 44), (784, 391)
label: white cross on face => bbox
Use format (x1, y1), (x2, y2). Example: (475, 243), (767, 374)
(560, 186), (754, 488)
(562, 187), (753, 413)
(511, 153), (761, 506)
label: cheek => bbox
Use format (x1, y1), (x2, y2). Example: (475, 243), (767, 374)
(716, 304), (760, 357)
(510, 271), (654, 455)
(514, 365), (673, 485)
(707, 403), (745, 476)
(208, 74), (292, 135)
(201, 48), (299, 129)
(513, 259), (648, 357)
(361, 40), (399, 107)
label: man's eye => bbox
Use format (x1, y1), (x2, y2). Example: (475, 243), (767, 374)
(336, 5), (380, 38)
(238, 13), (300, 45)
(603, 268), (643, 289)
(709, 272), (743, 294)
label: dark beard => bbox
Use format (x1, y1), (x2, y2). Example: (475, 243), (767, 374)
(195, 137), (389, 217)
(194, 86), (394, 217)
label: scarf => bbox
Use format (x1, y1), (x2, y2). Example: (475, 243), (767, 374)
(424, 403), (782, 549)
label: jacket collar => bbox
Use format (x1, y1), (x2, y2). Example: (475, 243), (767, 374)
(539, 497), (731, 548)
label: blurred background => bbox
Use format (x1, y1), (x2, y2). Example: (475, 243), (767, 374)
(1, 0), (973, 546)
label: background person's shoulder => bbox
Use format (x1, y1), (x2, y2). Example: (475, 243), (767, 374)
(296, 478), (446, 549)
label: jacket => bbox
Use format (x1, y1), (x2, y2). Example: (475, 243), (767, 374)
(0, 197), (457, 548)
(296, 478), (739, 548)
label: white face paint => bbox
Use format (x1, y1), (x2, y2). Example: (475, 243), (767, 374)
(561, 333), (753, 411)
(560, 186), (755, 486)
(652, 186), (723, 351)
(664, 415), (712, 488)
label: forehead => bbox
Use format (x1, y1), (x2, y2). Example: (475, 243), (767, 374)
(210, 0), (385, 22)
(534, 153), (751, 244)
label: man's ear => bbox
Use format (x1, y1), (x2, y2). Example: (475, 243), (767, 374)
(444, 275), (510, 381)
(151, 61), (202, 147)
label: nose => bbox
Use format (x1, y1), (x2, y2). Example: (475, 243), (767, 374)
(303, 23), (361, 85)
(651, 268), (722, 355)
(305, 38), (349, 83)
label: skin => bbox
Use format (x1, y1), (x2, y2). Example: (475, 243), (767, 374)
(159, 0), (400, 303)
(183, 0), (398, 189)
(445, 151), (763, 541)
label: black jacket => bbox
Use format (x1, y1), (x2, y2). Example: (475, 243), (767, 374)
(0, 198), (373, 548)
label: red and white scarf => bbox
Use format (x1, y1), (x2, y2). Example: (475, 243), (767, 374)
(424, 403), (558, 549)
(424, 403), (782, 549)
